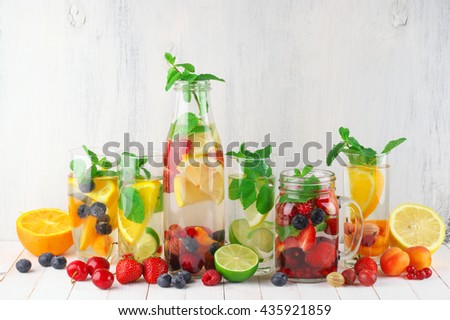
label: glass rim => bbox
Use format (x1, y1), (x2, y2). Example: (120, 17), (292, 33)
(173, 80), (211, 92)
(279, 168), (336, 185)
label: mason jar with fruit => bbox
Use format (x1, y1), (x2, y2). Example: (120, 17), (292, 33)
(275, 167), (364, 282)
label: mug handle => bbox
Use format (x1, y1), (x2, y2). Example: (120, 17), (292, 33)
(338, 196), (364, 261)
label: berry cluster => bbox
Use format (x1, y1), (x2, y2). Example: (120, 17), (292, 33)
(78, 202), (112, 236)
(405, 266), (432, 280)
(16, 253), (68, 273)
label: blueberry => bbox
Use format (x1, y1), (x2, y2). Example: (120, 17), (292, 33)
(157, 273), (172, 288)
(171, 274), (186, 289)
(95, 222), (112, 235)
(271, 272), (288, 286)
(16, 259), (32, 273)
(51, 256), (67, 269)
(38, 252), (54, 267)
(177, 270), (192, 283)
(182, 237), (199, 253)
(310, 208), (326, 225)
(90, 202), (107, 219)
(77, 204), (91, 219)
(79, 180), (95, 193)
(292, 215), (308, 230)
(212, 229), (225, 242)
(96, 214), (111, 224)
(208, 242), (221, 255)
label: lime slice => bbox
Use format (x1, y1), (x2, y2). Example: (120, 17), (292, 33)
(244, 203), (268, 228)
(214, 244), (259, 282)
(133, 227), (160, 262)
(229, 219), (274, 259)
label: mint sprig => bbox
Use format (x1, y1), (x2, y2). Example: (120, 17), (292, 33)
(279, 165), (321, 204)
(226, 143), (274, 215)
(327, 127), (406, 166)
(70, 145), (117, 183)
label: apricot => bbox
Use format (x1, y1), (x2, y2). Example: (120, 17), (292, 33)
(405, 246), (432, 270)
(380, 247), (410, 276)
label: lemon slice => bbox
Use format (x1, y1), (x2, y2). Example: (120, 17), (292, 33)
(244, 202), (269, 228)
(118, 180), (161, 245)
(389, 203), (446, 253)
(214, 244), (259, 282)
(175, 156), (224, 206)
(348, 166), (384, 219)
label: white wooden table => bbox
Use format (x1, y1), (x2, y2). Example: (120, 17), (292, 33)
(1, 241), (449, 300)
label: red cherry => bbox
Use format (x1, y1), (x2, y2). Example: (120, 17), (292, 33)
(86, 257), (110, 276)
(406, 273), (415, 280)
(423, 267), (432, 278)
(92, 268), (114, 290)
(416, 270), (426, 280)
(67, 260), (89, 282)
(406, 266), (416, 275)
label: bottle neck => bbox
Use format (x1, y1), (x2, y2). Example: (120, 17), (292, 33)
(173, 80), (213, 121)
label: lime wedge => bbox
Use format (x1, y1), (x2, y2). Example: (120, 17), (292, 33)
(214, 244), (259, 282)
(244, 203), (268, 228)
(133, 227), (160, 262)
(247, 227), (274, 253)
(229, 219), (274, 254)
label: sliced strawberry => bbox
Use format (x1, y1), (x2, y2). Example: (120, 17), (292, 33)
(296, 224), (316, 252)
(316, 194), (339, 216)
(304, 242), (336, 269)
(282, 236), (299, 251)
(324, 218), (338, 235)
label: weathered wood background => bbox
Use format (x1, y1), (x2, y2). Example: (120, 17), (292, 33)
(0, 0), (449, 241)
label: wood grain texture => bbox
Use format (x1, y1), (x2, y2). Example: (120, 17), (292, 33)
(0, 0), (449, 241)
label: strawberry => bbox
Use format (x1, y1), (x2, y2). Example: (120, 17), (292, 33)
(282, 236), (300, 251)
(354, 256), (378, 275)
(305, 242), (337, 269)
(116, 255), (142, 284)
(276, 202), (298, 226)
(296, 224), (316, 252)
(295, 200), (314, 216)
(316, 194), (339, 216)
(142, 257), (169, 284)
(324, 218), (338, 235)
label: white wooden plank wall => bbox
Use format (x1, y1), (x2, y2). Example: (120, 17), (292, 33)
(0, 0), (449, 241)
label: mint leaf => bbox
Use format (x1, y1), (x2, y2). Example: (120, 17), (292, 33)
(183, 89), (192, 103)
(196, 73), (225, 82)
(347, 137), (361, 149)
(301, 165), (313, 177)
(87, 165), (98, 178)
(176, 63), (195, 72)
(96, 170), (117, 177)
(254, 145), (272, 159)
(173, 112), (199, 137)
(70, 159), (86, 179)
(119, 187), (145, 223)
(228, 178), (241, 200)
(315, 221), (327, 232)
(82, 145), (99, 164)
(239, 179), (257, 210)
(141, 168), (151, 179)
(165, 72), (181, 91)
(294, 168), (301, 177)
(165, 52), (176, 65)
(339, 127), (350, 141)
(191, 125), (210, 133)
(98, 157), (113, 169)
(382, 137), (407, 154)
(326, 142), (346, 166)
(276, 225), (300, 242)
(198, 90), (208, 115)
(256, 184), (274, 215)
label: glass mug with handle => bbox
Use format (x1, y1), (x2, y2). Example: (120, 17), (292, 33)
(275, 168), (363, 282)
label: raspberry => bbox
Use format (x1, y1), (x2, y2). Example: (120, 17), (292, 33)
(295, 200), (314, 216)
(202, 270), (222, 286)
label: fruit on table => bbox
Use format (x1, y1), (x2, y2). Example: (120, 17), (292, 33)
(405, 246), (432, 270)
(389, 203), (446, 253)
(171, 274), (187, 289)
(38, 252), (54, 267)
(142, 257), (169, 284)
(67, 260), (89, 282)
(116, 255), (143, 284)
(157, 274), (172, 288)
(202, 269), (222, 286)
(16, 259), (32, 273)
(16, 208), (73, 256)
(92, 268), (114, 290)
(177, 270), (192, 283)
(341, 268), (356, 285)
(348, 165), (384, 219)
(86, 256), (110, 276)
(380, 247), (410, 276)
(358, 269), (377, 286)
(51, 256), (67, 269)
(271, 272), (288, 286)
(326, 272), (345, 287)
(354, 256), (378, 275)
(214, 244), (259, 282)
